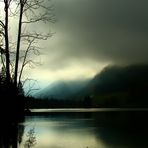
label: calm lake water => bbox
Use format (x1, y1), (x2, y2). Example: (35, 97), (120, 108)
(18, 109), (148, 148)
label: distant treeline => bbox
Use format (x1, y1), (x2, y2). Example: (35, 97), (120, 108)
(25, 96), (92, 108)
(25, 93), (148, 109)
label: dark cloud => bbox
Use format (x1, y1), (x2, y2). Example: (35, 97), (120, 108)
(47, 0), (148, 67)
(29, 0), (148, 84)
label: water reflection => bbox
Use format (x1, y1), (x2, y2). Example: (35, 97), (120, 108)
(24, 128), (36, 148)
(92, 111), (148, 148)
(18, 110), (148, 148)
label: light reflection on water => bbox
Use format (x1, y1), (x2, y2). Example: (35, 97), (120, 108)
(18, 109), (148, 148)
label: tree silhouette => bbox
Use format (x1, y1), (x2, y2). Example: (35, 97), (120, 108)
(0, 0), (54, 119)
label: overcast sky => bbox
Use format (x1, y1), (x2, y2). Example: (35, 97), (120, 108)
(25, 0), (148, 88)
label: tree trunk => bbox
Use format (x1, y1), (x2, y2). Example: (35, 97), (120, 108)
(14, 2), (24, 87)
(4, 0), (10, 84)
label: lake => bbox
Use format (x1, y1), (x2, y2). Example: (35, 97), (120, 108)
(18, 108), (148, 148)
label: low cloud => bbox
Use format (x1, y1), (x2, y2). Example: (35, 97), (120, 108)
(26, 0), (148, 85)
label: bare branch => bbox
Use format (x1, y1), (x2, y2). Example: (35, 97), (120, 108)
(0, 30), (5, 38)
(21, 32), (53, 40)
(23, 0), (44, 12)
(22, 14), (55, 24)
(22, 0), (55, 23)
(8, 4), (20, 17)
(0, 20), (5, 28)
(22, 78), (40, 96)
(0, 47), (5, 54)
(18, 38), (35, 85)
(0, 54), (5, 70)
(8, 0), (12, 7)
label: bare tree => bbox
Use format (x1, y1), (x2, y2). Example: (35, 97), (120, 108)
(0, 0), (54, 92)
(0, 0), (54, 120)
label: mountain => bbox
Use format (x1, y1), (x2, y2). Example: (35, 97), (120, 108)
(35, 80), (89, 99)
(76, 64), (148, 107)
(87, 64), (148, 95)
(35, 64), (148, 107)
